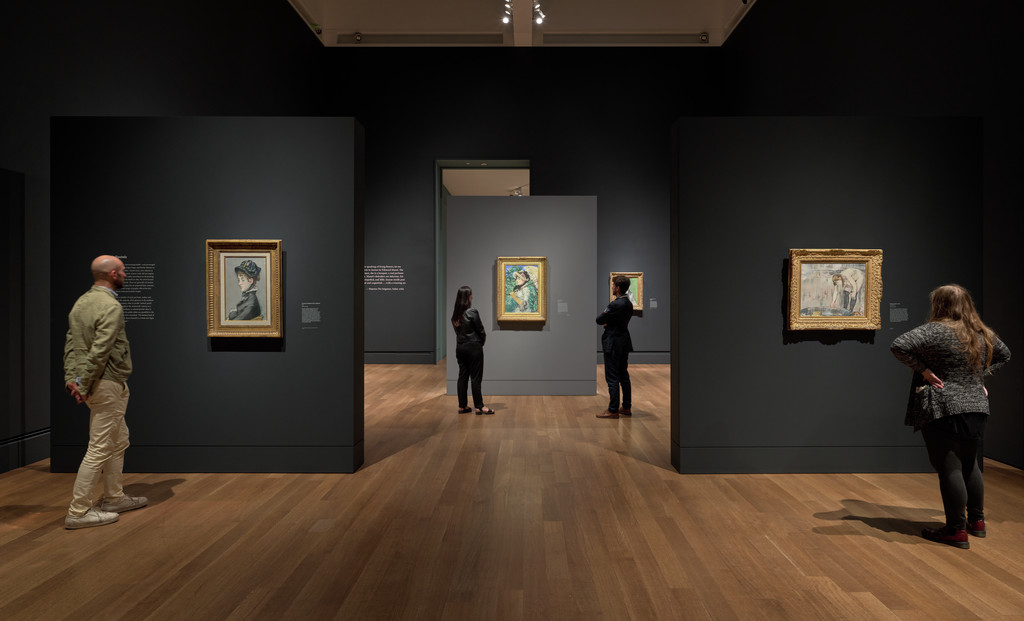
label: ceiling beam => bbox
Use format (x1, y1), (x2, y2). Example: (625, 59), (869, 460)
(512, 0), (534, 46)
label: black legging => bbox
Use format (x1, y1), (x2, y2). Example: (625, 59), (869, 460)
(456, 341), (485, 410)
(921, 420), (984, 530)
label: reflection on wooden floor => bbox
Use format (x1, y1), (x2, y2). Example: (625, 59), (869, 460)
(2, 362), (1023, 619)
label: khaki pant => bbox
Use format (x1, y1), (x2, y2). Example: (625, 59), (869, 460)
(68, 379), (130, 517)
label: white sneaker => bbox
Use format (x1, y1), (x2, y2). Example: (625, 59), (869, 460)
(100, 495), (149, 513)
(65, 507), (119, 530)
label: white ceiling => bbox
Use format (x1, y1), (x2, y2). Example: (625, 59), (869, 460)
(443, 168), (530, 197)
(288, 0), (757, 47)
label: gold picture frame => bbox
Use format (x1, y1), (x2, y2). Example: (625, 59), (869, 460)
(206, 239), (283, 337)
(496, 256), (547, 322)
(610, 271), (644, 311)
(788, 248), (882, 330)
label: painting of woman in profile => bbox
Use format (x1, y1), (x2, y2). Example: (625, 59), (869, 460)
(495, 256), (546, 322)
(228, 259), (263, 320)
(506, 267), (539, 313)
(206, 239), (281, 337)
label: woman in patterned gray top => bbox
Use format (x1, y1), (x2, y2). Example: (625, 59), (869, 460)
(891, 284), (1010, 549)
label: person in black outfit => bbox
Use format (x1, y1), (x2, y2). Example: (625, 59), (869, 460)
(596, 274), (634, 419)
(452, 285), (494, 415)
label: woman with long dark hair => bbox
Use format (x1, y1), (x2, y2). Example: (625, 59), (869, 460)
(891, 284), (1010, 549)
(451, 286), (494, 414)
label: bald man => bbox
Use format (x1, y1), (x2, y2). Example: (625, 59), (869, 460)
(62, 255), (148, 529)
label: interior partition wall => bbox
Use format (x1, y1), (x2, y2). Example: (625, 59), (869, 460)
(446, 196), (597, 396)
(671, 116), (985, 473)
(50, 116), (365, 473)
(2, 169), (37, 472)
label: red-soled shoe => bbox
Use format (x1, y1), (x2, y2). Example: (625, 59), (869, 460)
(922, 525), (969, 549)
(967, 519), (986, 537)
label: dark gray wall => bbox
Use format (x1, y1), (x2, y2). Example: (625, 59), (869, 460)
(672, 116), (983, 473)
(50, 117), (364, 473)
(1, 0), (331, 474)
(709, 1), (1023, 468)
(2, 170), (42, 470)
(446, 196), (597, 395)
(981, 121), (1024, 468)
(358, 65), (678, 365)
(0, 0), (1020, 471)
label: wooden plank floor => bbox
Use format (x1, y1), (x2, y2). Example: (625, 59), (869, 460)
(2, 362), (1024, 620)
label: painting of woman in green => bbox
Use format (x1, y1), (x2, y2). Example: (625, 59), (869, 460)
(505, 267), (539, 313)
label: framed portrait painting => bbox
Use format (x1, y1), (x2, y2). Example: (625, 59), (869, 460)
(496, 256), (547, 322)
(610, 271), (644, 311)
(206, 239), (283, 337)
(788, 248), (882, 330)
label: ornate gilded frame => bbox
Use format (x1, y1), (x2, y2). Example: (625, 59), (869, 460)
(496, 256), (547, 322)
(788, 248), (882, 330)
(206, 239), (283, 337)
(610, 271), (644, 311)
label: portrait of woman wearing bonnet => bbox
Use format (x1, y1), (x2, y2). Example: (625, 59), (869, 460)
(509, 269), (538, 313)
(228, 259), (263, 320)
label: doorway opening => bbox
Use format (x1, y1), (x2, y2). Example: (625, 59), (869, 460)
(434, 160), (530, 362)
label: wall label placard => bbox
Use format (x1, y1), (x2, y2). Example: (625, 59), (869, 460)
(120, 258), (156, 321)
(301, 302), (321, 330)
(364, 265), (406, 291)
(889, 302), (909, 324)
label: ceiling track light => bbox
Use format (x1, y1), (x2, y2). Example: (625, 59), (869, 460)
(500, 0), (548, 28)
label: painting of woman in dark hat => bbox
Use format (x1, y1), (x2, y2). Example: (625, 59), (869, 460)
(228, 259), (263, 320)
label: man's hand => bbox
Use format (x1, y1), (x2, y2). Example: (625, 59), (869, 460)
(65, 380), (87, 404)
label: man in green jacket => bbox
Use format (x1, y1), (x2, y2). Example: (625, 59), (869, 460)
(63, 255), (148, 529)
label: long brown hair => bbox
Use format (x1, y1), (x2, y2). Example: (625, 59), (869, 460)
(928, 284), (997, 371)
(451, 286), (473, 331)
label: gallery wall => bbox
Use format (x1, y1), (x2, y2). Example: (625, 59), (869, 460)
(0, 0), (1020, 472)
(359, 65), (677, 365)
(446, 196), (597, 395)
(2, 169), (34, 470)
(671, 116), (985, 473)
(49, 116), (365, 473)
(710, 1), (1022, 467)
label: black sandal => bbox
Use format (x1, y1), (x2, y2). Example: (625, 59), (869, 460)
(475, 407), (495, 415)
(458, 407), (472, 414)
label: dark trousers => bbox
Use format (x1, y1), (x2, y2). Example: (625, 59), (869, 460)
(456, 341), (485, 409)
(603, 349), (631, 412)
(921, 420), (984, 530)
